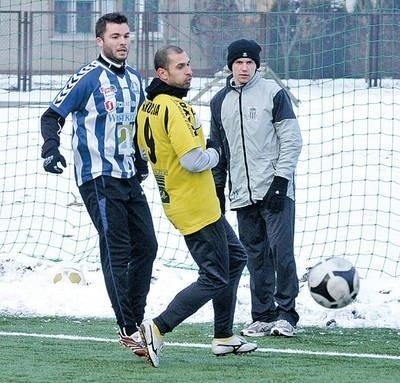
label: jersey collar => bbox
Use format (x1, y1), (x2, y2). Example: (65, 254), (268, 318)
(97, 53), (126, 75)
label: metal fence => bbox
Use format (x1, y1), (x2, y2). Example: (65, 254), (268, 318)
(1, 10), (399, 91)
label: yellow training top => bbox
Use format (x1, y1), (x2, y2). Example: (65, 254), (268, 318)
(137, 94), (220, 235)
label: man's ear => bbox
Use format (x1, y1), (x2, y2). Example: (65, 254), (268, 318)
(157, 67), (168, 82)
(96, 36), (103, 49)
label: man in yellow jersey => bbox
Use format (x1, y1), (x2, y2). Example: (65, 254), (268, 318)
(136, 45), (257, 368)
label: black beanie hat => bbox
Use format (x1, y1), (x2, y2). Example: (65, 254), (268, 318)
(226, 39), (261, 70)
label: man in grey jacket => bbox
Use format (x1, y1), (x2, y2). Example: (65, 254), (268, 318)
(210, 39), (302, 337)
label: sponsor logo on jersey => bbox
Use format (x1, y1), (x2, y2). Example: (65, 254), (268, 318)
(154, 173), (170, 204)
(116, 100), (137, 109)
(104, 100), (115, 112)
(130, 81), (140, 93)
(141, 101), (160, 115)
(100, 84), (117, 97)
(194, 112), (202, 130)
(177, 100), (199, 136)
(108, 112), (136, 123)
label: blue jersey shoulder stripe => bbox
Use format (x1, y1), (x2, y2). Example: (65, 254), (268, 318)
(53, 61), (100, 108)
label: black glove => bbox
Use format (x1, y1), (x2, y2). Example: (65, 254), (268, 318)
(263, 176), (288, 213)
(206, 138), (221, 158)
(43, 149), (67, 174)
(216, 186), (226, 215)
(135, 168), (149, 183)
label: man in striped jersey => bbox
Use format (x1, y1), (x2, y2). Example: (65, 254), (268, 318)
(40, 12), (157, 357)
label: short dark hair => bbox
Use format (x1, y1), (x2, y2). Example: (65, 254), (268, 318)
(95, 13), (128, 38)
(154, 45), (184, 70)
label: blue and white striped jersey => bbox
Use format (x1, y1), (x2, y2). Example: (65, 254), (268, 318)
(49, 59), (145, 186)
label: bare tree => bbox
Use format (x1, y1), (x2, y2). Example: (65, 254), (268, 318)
(272, 1), (332, 79)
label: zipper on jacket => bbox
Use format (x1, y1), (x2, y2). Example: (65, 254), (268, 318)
(238, 90), (254, 204)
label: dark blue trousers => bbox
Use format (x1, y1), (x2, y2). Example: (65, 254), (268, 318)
(237, 198), (299, 326)
(154, 216), (247, 338)
(79, 176), (158, 333)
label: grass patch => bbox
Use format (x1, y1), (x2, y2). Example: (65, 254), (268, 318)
(1, 316), (399, 382)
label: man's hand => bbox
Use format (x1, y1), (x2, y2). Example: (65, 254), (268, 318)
(263, 176), (288, 213)
(135, 169), (149, 183)
(43, 149), (67, 174)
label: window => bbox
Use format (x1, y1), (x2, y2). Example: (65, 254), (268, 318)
(122, 0), (162, 38)
(76, 1), (93, 33)
(144, 0), (159, 33)
(53, 0), (162, 37)
(54, 0), (95, 34)
(54, 0), (68, 33)
(122, 0), (136, 30)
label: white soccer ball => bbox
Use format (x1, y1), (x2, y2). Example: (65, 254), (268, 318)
(53, 267), (85, 285)
(307, 257), (360, 309)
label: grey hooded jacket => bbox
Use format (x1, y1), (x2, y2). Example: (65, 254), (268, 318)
(210, 71), (302, 209)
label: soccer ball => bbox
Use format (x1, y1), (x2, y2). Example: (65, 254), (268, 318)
(307, 257), (360, 309)
(53, 267), (85, 285)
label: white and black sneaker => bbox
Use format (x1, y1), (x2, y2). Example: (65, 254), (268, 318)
(139, 319), (164, 368)
(270, 320), (297, 337)
(240, 321), (276, 337)
(118, 328), (147, 357)
(212, 335), (257, 356)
